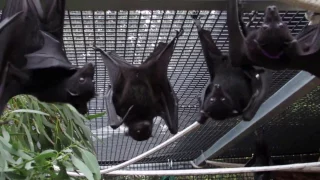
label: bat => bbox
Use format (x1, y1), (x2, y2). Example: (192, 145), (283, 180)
(191, 14), (269, 122)
(285, 11), (320, 78)
(245, 130), (273, 180)
(93, 30), (183, 141)
(0, 0), (95, 115)
(226, 0), (299, 71)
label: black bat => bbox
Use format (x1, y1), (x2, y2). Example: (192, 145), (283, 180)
(227, 0), (299, 71)
(0, 0), (95, 115)
(285, 11), (320, 78)
(191, 14), (269, 122)
(245, 130), (273, 180)
(93, 30), (183, 141)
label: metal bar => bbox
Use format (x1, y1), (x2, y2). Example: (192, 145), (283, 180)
(0, 0), (302, 11)
(193, 71), (320, 166)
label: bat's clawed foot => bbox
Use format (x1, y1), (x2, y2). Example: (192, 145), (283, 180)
(91, 43), (104, 53)
(175, 28), (184, 38)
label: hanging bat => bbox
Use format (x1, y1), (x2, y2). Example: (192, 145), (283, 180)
(93, 30), (183, 141)
(191, 14), (269, 122)
(227, 0), (299, 71)
(284, 11), (320, 78)
(245, 130), (274, 180)
(0, 0), (95, 115)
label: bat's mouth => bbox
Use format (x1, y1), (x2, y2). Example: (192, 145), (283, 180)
(253, 40), (284, 59)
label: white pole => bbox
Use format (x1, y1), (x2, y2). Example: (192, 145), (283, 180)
(54, 122), (201, 177)
(103, 162), (320, 176)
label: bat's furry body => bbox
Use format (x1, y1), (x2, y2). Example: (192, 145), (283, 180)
(94, 30), (183, 141)
(0, 0), (95, 115)
(192, 15), (269, 122)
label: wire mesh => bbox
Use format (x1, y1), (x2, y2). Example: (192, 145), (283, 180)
(1, 5), (315, 171)
(62, 9), (311, 166)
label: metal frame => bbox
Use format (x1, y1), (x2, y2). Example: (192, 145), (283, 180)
(0, 0), (301, 11)
(193, 71), (320, 166)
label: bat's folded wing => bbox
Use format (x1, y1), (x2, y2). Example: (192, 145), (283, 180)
(296, 24), (320, 56)
(0, 11), (25, 74)
(105, 85), (123, 129)
(242, 68), (270, 121)
(28, 0), (66, 42)
(94, 47), (132, 87)
(159, 80), (179, 134)
(23, 31), (75, 71)
(197, 27), (224, 80)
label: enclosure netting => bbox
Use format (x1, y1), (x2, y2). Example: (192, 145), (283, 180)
(3, 8), (320, 178)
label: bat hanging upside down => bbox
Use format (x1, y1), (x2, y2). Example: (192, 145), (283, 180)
(227, 0), (320, 79)
(94, 30), (183, 141)
(0, 0), (96, 115)
(191, 14), (270, 123)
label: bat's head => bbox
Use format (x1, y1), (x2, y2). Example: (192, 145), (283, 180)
(202, 84), (237, 120)
(127, 120), (153, 141)
(66, 63), (95, 103)
(255, 5), (293, 57)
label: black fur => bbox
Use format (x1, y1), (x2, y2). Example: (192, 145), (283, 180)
(94, 30), (183, 141)
(0, 0), (95, 115)
(192, 15), (269, 122)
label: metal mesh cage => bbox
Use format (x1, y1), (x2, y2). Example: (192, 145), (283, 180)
(2, 4), (319, 173)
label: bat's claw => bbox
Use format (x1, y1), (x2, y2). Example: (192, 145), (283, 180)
(175, 28), (184, 38)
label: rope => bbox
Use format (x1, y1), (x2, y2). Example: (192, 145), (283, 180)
(53, 122), (201, 176)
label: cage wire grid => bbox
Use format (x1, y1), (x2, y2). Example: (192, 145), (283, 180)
(3, 8), (319, 170)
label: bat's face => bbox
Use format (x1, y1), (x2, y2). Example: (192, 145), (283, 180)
(128, 120), (153, 141)
(255, 5), (293, 56)
(66, 63), (95, 102)
(202, 84), (236, 120)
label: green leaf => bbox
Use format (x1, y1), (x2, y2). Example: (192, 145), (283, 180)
(21, 124), (34, 152)
(4, 172), (26, 180)
(86, 112), (106, 120)
(10, 109), (49, 116)
(80, 149), (101, 180)
(56, 161), (70, 180)
(71, 155), (94, 180)
(25, 161), (34, 170)
(0, 154), (8, 171)
(34, 149), (57, 163)
(62, 161), (74, 172)
(1, 127), (10, 143)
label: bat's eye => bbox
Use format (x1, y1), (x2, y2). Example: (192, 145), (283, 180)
(232, 110), (238, 114)
(262, 23), (269, 30)
(79, 77), (86, 83)
(278, 22), (283, 28)
(210, 97), (216, 102)
(255, 74), (260, 79)
(221, 97), (226, 101)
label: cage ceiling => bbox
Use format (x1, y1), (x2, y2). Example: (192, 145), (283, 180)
(2, 0), (320, 170)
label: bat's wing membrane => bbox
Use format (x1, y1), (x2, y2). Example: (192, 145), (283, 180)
(292, 24), (320, 77)
(24, 31), (75, 71)
(296, 24), (320, 56)
(144, 31), (183, 134)
(192, 16), (223, 80)
(227, 0), (246, 67)
(94, 46), (132, 87)
(28, 0), (65, 42)
(104, 85), (123, 129)
(0, 12), (25, 115)
(242, 67), (270, 121)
